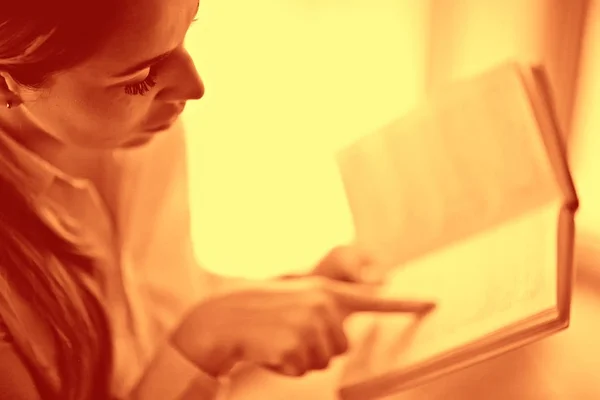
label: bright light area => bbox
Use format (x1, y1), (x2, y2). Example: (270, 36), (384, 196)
(570, 0), (600, 262)
(179, 0), (599, 280)
(181, 0), (430, 279)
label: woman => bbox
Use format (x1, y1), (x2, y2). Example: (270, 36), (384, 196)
(0, 0), (434, 399)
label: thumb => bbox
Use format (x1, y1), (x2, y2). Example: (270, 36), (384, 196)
(352, 246), (389, 284)
(358, 268), (389, 285)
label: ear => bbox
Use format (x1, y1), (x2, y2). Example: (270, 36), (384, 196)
(0, 72), (12, 94)
(0, 72), (22, 105)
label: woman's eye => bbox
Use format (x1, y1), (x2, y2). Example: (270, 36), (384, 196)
(124, 68), (158, 96)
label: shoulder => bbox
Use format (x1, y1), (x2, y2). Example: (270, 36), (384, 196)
(0, 272), (55, 377)
(0, 317), (44, 399)
(0, 277), (60, 399)
(0, 273), (36, 360)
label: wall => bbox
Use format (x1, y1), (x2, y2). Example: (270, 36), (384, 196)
(571, 0), (600, 266)
(182, 0), (431, 279)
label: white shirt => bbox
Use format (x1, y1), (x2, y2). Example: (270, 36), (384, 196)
(0, 120), (229, 399)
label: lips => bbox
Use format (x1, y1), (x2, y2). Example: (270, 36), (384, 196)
(146, 103), (185, 131)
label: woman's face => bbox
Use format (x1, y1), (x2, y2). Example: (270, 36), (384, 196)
(1, 0), (204, 149)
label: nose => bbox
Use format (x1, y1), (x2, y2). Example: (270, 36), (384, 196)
(179, 65), (204, 101)
(159, 51), (205, 102)
(188, 75), (205, 101)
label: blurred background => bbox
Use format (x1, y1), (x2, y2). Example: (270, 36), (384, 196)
(180, 0), (600, 398)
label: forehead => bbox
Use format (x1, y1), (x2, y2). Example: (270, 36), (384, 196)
(81, 0), (198, 77)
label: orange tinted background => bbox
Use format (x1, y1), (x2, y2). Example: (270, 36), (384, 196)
(180, 1), (600, 398)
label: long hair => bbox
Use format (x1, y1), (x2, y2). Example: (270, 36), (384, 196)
(0, 139), (113, 399)
(0, 0), (121, 89)
(0, 0), (123, 397)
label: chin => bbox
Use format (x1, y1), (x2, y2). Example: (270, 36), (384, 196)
(118, 123), (174, 149)
(121, 135), (156, 148)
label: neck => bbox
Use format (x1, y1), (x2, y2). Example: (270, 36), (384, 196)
(0, 106), (106, 182)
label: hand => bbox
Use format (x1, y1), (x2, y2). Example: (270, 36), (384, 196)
(170, 276), (435, 378)
(309, 245), (385, 284)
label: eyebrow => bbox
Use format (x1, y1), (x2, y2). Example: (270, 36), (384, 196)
(113, 0), (200, 78)
(114, 50), (175, 78)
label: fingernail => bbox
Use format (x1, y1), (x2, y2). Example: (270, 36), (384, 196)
(416, 302), (436, 315)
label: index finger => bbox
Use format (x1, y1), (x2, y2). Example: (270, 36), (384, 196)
(326, 280), (436, 315)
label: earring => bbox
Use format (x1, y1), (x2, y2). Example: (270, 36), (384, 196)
(6, 100), (12, 109)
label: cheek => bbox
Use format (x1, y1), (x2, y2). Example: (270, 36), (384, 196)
(20, 72), (157, 148)
(55, 89), (152, 147)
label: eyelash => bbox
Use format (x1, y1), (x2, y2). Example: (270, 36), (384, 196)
(123, 17), (198, 96)
(124, 67), (158, 96)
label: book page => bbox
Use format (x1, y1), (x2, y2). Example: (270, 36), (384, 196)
(336, 63), (561, 269)
(341, 200), (559, 389)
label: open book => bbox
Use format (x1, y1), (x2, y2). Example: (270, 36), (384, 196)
(336, 62), (579, 400)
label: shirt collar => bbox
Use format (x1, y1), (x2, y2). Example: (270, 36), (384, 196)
(0, 127), (82, 199)
(0, 127), (117, 264)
